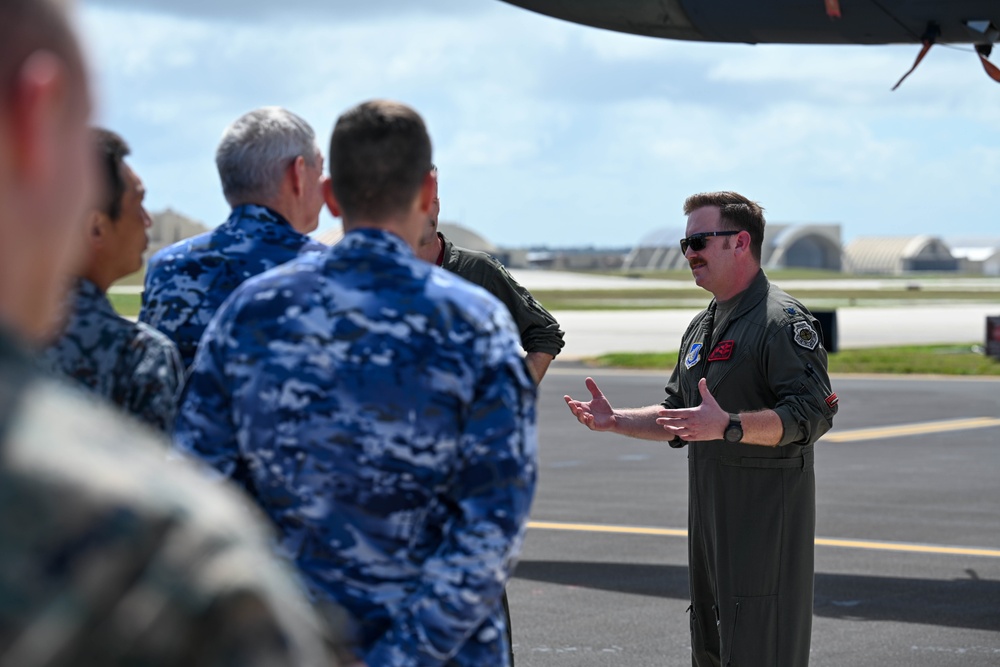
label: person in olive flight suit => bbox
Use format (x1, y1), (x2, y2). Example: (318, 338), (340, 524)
(415, 167), (564, 383)
(415, 168), (563, 663)
(564, 191), (837, 667)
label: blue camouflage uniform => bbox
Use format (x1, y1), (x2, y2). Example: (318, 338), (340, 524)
(140, 204), (325, 368)
(41, 278), (184, 432)
(176, 228), (538, 667)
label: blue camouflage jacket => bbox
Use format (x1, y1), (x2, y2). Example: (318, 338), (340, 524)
(41, 279), (184, 432)
(175, 228), (538, 667)
(139, 204), (325, 368)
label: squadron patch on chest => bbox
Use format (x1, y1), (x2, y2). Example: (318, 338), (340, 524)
(793, 321), (819, 350)
(684, 343), (704, 369)
(708, 340), (735, 362)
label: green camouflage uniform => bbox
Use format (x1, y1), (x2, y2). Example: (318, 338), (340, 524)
(438, 233), (564, 358)
(0, 325), (347, 667)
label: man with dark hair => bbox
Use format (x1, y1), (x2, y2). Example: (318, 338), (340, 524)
(176, 99), (538, 667)
(0, 2), (347, 664)
(41, 128), (184, 431)
(139, 106), (326, 368)
(565, 191), (837, 667)
(416, 167), (564, 383)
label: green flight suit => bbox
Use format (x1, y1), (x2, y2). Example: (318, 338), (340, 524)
(438, 233), (565, 358)
(662, 270), (837, 667)
(437, 232), (563, 666)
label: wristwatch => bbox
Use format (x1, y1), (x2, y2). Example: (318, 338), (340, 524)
(724, 413), (743, 443)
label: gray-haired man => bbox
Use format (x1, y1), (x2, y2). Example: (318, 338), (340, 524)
(140, 107), (327, 368)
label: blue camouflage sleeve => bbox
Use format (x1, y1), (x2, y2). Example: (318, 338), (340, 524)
(128, 328), (186, 432)
(173, 302), (241, 480)
(365, 307), (538, 667)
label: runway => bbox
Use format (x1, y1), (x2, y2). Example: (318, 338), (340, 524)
(548, 304), (1000, 359)
(508, 369), (1000, 666)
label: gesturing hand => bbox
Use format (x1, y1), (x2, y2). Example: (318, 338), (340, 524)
(656, 378), (728, 442)
(564, 377), (617, 431)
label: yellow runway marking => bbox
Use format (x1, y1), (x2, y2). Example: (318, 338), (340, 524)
(527, 521), (1000, 558)
(822, 417), (1000, 442)
(528, 521), (687, 538)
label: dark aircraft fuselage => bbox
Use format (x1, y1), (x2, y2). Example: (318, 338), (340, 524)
(499, 0), (1000, 45)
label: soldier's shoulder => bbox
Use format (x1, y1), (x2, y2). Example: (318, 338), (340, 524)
(1, 377), (346, 665)
(133, 319), (181, 349)
(148, 230), (216, 267)
(763, 283), (811, 324)
(426, 263), (514, 334)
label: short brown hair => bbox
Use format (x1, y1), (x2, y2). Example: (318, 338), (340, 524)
(328, 100), (432, 223)
(1, 0), (83, 107)
(683, 191), (766, 262)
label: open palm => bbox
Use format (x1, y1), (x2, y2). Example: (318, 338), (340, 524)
(564, 377), (617, 431)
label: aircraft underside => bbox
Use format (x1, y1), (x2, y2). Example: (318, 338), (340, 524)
(499, 0), (1000, 45)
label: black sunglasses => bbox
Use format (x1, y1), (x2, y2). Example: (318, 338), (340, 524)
(680, 230), (740, 253)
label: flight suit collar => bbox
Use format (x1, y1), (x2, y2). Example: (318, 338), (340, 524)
(708, 269), (769, 332)
(438, 232), (460, 271)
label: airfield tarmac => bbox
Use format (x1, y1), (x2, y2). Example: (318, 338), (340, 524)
(510, 370), (1000, 666)
(115, 268), (999, 663)
(503, 270), (1000, 666)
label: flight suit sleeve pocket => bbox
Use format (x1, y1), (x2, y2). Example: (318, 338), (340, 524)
(799, 362), (837, 422)
(773, 363), (837, 446)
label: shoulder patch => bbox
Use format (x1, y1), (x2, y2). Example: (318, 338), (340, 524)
(684, 343), (703, 369)
(792, 321), (819, 350)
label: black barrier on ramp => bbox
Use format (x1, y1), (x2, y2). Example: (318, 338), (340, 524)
(987, 316), (1000, 359)
(813, 310), (838, 354)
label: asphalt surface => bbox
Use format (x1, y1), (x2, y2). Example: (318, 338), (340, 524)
(507, 368), (1000, 666)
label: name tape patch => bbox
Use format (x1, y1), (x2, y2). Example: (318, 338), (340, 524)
(708, 340), (735, 362)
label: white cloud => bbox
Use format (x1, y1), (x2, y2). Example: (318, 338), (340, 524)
(77, 1), (1000, 248)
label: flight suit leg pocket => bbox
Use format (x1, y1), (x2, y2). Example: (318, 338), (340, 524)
(717, 460), (784, 595)
(688, 603), (720, 667)
(722, 595), (777, 667)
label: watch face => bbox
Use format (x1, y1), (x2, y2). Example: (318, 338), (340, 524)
(725, 423), (743, 443)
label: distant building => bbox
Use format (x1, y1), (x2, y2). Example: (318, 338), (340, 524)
(313, 222), (623, 272)
(761, 224), (842, 272)
(514, 247), (627, 271)
(147, 209), (208, 260)
(313, 224), (343, 247)
(843, 236), (958, 274)
(947, 237), (1000, 276)
(623, 224), (842, 272)
(622, 228), (687, 272)
(313, 221), (495, 254)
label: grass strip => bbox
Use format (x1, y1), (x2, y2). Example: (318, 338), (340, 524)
(109, 293), (142, 318)
(589, 344), (1000, 376)
(534, 289), (1000, 311)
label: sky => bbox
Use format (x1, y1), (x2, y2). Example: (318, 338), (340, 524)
(77, 0), (1000, 249)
